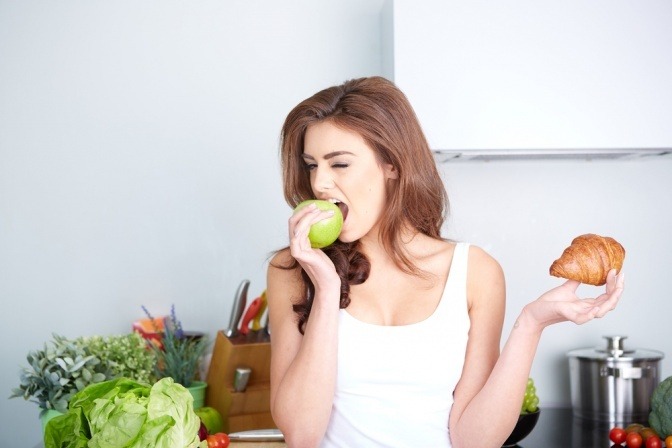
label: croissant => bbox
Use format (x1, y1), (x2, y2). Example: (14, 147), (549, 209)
(549, 234), (625, 286)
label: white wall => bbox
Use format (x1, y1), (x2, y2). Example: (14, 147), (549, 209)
(1, 2), (670, 447)
(0, 1), (384, 445)
(440, 158), (672, 407)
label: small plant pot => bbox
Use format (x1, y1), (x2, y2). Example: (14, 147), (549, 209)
(187, 380), (208, 410)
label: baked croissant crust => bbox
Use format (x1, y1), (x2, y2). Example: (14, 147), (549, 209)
(549, 234), (625, 286)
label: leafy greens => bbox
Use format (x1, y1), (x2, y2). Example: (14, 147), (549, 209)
(44, 377), (207, 448)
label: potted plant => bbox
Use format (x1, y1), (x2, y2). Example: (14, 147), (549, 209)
(83, 332), (157, 385)
(142, 305), (210, 408)
(10, 334), (113, 429)
(12, 332), (159, 431)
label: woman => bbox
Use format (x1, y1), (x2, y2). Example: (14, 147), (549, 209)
(266, 76), (624, 448)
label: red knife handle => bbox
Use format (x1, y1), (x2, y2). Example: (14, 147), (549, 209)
(238, 297), (261, 335)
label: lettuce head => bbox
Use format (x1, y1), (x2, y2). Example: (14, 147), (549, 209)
(44, 377), (207, 448)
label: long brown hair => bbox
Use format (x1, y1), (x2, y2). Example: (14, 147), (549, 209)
(275, 76), (449, 333)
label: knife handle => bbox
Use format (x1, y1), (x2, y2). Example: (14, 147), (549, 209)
(251, 290), (267, 331)
(238, 296), (261, 335)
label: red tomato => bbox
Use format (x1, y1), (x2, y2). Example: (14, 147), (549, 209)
(626, 432), (643, 448)
(216, 433), (230, 448)
(645, 436), (662, 448)
(207, 433), (230, 448)
(206, 435), (223, 448)
(610, 427), (627, 444)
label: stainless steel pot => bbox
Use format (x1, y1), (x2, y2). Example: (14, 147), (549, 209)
(567, 335), (664, 424)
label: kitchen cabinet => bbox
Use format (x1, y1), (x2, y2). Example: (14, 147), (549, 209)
(383, 0), (672, 159)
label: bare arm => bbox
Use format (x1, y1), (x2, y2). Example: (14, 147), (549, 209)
(267, 204), (342, 448)
(449, 248), (624, 448)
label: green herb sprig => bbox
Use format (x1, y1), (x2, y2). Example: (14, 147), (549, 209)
(142, 305), (209, 388)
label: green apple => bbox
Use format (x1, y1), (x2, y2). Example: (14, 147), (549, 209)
(194, 406), (224, 435)
(294, 199), (344, 248)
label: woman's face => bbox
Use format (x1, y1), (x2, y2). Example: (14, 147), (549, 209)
(302, 121), (397, 244)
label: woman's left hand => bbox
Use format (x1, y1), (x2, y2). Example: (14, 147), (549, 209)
(523, 269), (625, 330)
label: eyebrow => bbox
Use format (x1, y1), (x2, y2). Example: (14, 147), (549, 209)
(302, 151), (354, 161)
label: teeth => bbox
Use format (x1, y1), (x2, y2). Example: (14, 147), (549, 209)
(327, 198), (341, 204)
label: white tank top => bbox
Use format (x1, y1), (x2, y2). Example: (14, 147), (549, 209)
(321, 243), (471, 448)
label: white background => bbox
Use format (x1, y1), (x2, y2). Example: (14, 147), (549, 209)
(1, 1), (670, 446)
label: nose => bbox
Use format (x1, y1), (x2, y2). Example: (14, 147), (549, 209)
(312, 165), (334, 193)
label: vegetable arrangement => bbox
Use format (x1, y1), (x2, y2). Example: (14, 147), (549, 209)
(607, 376), (672, 448)
(608, 376), (672, 447)
(608, 423), (668, 448)
(43, 377), (207, 448)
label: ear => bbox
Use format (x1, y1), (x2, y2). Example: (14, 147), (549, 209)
(383, 163), (398, 180)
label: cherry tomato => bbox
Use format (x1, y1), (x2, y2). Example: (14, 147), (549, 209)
(217, 433), (230, 448)
(665, 436), (672, 448)
(206, 435), (223, 448)
(207, 433), (230, 448)
(626, 431), (643, 448)
(645, 436), (662, 448)
(611, 427), (627, 444)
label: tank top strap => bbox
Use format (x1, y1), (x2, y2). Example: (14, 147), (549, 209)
(436, 242), (470, 316)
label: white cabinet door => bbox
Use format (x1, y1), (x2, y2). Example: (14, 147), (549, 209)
(384, 0), (672, 152)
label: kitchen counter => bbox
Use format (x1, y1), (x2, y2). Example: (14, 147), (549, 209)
(33, 408), (618, 448)
(33, 440), (286, 448)
(517, 407), (616, 447)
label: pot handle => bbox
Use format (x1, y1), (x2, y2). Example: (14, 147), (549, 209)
(600, 365), (656, 379)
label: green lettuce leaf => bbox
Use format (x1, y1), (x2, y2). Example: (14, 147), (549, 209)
(44, 377), (206, 448)
(145, 377), (202, 448)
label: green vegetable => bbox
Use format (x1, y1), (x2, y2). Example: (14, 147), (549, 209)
(650, 376), (672, 438)
(44, 377), (207, 448)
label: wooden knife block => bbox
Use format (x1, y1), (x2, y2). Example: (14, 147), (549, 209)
(205, 330), (276, 433)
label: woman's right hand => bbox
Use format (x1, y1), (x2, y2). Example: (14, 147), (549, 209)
(288, 202), (340, 290)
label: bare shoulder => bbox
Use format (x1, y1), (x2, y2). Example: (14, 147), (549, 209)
(467, 244), (504, 280)
(466, 245), (505, 307)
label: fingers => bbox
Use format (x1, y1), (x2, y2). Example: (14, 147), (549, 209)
(288, 203), (334, 246)
(591, 270), (625, 318)
(289, 204), (334, 262)
(289, 203), (317, 240)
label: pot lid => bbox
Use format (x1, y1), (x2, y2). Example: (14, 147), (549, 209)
(566, 335), (665, 361)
